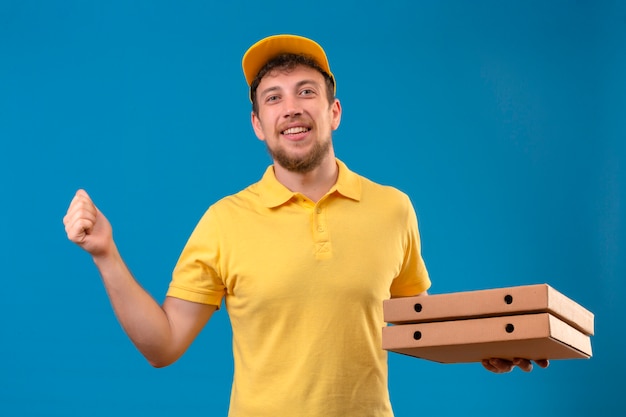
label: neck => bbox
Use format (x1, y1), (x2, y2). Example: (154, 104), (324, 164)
(273, 154), (338, 203)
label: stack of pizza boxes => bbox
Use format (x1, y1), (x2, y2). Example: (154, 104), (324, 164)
(382, 284), (594, 363)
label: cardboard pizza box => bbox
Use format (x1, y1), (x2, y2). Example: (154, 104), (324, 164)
(382, 312), (591, 363)
(383, 284), (594, 336)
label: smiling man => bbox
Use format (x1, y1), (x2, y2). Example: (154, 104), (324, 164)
(63, 34), (546, 417)
(253, 65), (338, 182)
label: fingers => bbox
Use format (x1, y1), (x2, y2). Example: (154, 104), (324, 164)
(512, 358), (550, 371)
(513, 358), (533, 372)
(482, 358), (515, 374)
(481, 359), (499, 373)
(483, 358), (550, 374)
(63, 189), (98, 244)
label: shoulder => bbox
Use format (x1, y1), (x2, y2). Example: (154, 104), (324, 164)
(357, 173), (413, 207)
(337, 159), (411, 206)
(204, 183), (260, 217)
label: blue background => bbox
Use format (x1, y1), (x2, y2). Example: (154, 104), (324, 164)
(1, 0), (624, 416)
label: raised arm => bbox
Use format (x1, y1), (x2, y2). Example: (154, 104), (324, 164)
(63, 189), (216, 367)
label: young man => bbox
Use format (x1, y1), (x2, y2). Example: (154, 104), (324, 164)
(64, 34), (547, 416)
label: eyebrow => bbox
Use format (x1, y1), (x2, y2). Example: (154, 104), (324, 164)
(259, 85), (281, 99)
(259, 79), (321, 99)
(295, 79), (321, 90)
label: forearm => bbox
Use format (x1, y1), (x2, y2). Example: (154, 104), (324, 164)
(64, 190), (215, 367)
(92, 244), (177, 367)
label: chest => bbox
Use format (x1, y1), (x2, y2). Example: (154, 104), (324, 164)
(218, 200), (407, 313)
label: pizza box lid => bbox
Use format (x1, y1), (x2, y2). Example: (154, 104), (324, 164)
(383, 284), (594, 336)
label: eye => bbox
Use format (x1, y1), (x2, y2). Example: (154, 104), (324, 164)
(299, 88), (315, 96)
(265, 94), (280, 103)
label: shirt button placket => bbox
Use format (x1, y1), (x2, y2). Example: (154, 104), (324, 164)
(315, 205), (324, 234)
(313, 203), (331, 258)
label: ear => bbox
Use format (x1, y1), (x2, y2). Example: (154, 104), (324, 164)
(330, 99), (342, 131)
(251, 111), (266, 141)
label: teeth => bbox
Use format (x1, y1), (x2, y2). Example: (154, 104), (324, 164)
(282, 127), (309, 135)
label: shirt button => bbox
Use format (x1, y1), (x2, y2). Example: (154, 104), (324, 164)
(317, 226), (324, 232)
(316, 207), (322, 214)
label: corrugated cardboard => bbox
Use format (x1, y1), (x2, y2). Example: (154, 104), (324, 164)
(382, 312), (592, 363)
(383, 284), (594, 336)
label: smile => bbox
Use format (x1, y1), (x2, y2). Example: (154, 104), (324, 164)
(281, 126), (310, 135)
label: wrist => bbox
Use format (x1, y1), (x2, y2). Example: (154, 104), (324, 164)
(91, 241), (120, 269)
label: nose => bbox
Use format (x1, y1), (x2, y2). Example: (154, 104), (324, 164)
(282, 95), (303, 118)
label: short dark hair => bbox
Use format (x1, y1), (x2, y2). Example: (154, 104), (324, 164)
(250, 53), (335, 114)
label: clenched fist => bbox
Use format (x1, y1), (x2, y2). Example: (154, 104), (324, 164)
(63, 189), (114, 257)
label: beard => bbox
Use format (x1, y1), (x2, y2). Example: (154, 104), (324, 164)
(266, 136), (332, 173)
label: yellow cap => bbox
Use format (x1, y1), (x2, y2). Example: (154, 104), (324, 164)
(242, 34), (335, 98)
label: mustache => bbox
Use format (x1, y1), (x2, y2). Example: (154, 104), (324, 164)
(277, 116), (312, 132)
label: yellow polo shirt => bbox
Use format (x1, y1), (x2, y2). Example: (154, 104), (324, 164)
(168, 159), (431, 417)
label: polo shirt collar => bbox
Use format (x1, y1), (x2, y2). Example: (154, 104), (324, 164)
(258, 158), (362, 208)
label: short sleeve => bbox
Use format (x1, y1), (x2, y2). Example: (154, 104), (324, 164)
(167, 206), (226, 307)
(389, 195), (431, 297)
